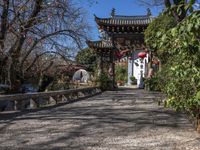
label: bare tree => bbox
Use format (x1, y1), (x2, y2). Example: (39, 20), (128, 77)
(0, 0), (89, 92)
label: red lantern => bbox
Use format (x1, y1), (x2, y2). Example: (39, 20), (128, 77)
(138, 52), (147, 59)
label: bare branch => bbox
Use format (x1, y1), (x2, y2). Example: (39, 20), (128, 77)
(0, 0), (9, 50)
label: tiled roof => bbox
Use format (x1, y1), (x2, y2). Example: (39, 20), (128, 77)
(87, 40), (113, 49)
(95, 15), (153, 26)
(87, 40), (145, 50)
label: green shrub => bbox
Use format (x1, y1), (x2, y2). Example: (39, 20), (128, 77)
(97, 73), (112, 91)
(145, 11), (200, 117)
(115, 65), (128, 84)
(130, 76), (137, 85)
(144, 75), (162, 91)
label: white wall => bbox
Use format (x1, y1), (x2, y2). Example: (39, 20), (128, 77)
(128, 50), (148, 85)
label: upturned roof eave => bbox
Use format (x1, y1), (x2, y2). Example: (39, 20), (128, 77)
(86, 40), (114, 49)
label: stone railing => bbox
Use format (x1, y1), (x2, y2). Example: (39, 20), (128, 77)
(0, 87), (101, 111)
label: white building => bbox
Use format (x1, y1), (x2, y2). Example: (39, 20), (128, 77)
(128, 50), (148, 87)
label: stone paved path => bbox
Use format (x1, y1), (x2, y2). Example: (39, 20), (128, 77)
(0, 88), (200, 150)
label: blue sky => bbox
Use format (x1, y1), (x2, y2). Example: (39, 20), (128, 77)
(76, 0), (163, 40)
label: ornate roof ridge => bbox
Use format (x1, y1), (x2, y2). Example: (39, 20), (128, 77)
(94, 14), (151, 20)
(94, 14), (153, 26)
(113, 15), (150, 19)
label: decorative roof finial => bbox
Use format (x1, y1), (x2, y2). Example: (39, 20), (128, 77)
(147, 8), (152, 16)
(111, 8), (115, 17)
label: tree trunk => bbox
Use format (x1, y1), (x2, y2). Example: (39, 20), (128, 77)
(9, 55), (23, 93)
(38, 75), (54, 92)
(9, 35), (26, 92)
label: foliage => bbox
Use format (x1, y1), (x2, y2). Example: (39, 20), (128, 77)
(164, 0), (197, 22)
(144, 75), (162, 91)
(97, 73), (112, 91)
(146, 11), (200, 117)
(75, 48), (97, 72)
(145, 13), (177, 63)
(138, 0), (198, 22)
(130, 76), (136, 81)
(130, 76), (137, 84)
(48, 82), (70, 91)
(115, 65), (128, 84)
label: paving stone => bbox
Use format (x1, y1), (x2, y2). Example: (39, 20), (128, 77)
(0, 88), (199, 150)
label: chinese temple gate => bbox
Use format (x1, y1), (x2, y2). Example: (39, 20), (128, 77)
(87, 8), (153, 89)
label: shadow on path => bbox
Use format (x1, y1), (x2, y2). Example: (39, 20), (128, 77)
(0, 88), (199, 150)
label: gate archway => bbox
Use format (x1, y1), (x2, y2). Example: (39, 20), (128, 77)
(87, 8), (153, 89)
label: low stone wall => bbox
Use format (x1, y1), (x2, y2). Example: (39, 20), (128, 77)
(0, 87), (101, 111)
